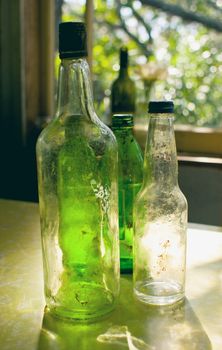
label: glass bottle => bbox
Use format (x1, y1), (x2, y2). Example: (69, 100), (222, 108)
(133, 101), (187, 305)
(112, 114), (143, 273)
(111, 47), (136, 115)
(36, 22), (120, 320)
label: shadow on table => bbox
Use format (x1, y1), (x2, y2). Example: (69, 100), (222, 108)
(37, 277), (212, 350)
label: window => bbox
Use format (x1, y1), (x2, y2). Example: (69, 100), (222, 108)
(61, 0), (222, 156)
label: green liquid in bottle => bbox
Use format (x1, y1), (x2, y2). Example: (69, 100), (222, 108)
(53, 118), (118, 319)
(119, 183), (142, 272)
(112, 115), (143, 273)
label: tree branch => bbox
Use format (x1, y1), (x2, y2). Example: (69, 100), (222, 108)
(140, 0), (222, 32)
(116, 0), (153, 57)
(206, 0), (222, 13)
(96, 17), (153, 57)
(125, 0), (153, 43)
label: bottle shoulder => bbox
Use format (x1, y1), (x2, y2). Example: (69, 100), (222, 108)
(36, 114), (118, 154)
(115, 130), (143, 153)
(134, 186), (188, 226)
(112, 76), (135, 90)
(135, 185), (187, 209)
(36, 118), (61, 149)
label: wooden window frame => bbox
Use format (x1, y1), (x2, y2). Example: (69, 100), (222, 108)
(134, 123), (222, 160)
(175, 125), (222, 157)
(24, 0), (55, 130)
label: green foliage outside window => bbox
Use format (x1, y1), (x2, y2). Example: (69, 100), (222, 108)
(61, 0), (222, 127)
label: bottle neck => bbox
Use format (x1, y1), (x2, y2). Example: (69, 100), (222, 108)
(56, 57), (95, 121)
(119, 65), (129, 79)
(112, 115), (133, 133)
(143, 115), (178, 189)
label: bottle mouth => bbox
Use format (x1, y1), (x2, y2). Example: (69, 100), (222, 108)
(112, 114), (133, 128)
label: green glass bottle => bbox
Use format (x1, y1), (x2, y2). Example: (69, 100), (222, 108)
(111, 47), (136, 114)
(36, 22), (120, 320)
(112, 114), (143, 273)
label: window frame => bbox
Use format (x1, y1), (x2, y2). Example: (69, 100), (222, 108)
(29, 1), (222, 159)
(134, 122), (222, 158)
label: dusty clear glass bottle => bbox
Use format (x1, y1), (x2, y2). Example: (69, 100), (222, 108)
(112, 114), (143, 273)
(36, 22), (119, 320)
(133, 101), (187, 305)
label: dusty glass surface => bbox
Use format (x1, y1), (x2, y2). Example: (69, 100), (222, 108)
(133, 103), (187, 305)
(36, 47), (119, 320)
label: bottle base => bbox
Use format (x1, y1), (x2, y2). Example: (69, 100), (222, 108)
(46, 282), (116, 321)
(134, 280), (184, 306)
(47, 303), (115, 321)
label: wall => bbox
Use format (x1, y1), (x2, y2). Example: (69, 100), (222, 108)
(179, 160), (222, 226)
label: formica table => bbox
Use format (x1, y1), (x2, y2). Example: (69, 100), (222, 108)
(0, 199), (222, 350)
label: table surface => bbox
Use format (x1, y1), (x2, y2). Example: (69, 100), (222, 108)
(0, 199), (222, 350)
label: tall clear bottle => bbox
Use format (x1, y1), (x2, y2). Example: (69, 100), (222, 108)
(36, 22), (120, 320)
(111, 47), (136, 115)
(133, 101), (187, 305)
(112, 114), (143, 273)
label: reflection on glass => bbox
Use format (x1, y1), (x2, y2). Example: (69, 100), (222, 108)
(38, 278), (211, 350)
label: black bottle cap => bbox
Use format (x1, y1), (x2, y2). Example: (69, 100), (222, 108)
(148, 101), (174, 114)
(59, 22), (88, 59)
(120, 47), (128, 68)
